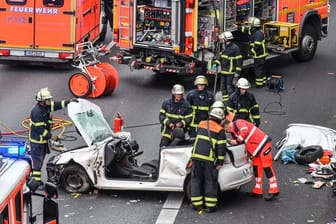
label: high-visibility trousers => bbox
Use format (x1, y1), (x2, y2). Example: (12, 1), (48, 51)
(251, 143), (279, 194)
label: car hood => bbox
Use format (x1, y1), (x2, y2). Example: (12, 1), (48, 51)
(68, 99), (114, 146)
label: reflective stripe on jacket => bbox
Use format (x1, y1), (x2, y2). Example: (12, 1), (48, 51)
(217, 41), (243, 75)
(239, 26), (268, 59)
(231, 119), (271, 157)
(192, 119), (227, 164)
(186, 89), (214, 128)
(159, 98), (193, 139)
(250, 29), (268, 59)
(226, 91), (260, 124)
(29, 100), (68, 144)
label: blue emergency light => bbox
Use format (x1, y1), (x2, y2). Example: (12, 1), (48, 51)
(0, 140), (27, 158)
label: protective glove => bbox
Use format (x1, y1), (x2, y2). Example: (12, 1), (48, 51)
(175, 122), (183, 128)
(255, 121), (260, 127)
(168, 123), (175, 129)
(232, 76), (239, 86)
(212, 60), (221, 67)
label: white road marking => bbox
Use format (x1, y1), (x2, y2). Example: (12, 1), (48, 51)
(155, 192), (185, 224)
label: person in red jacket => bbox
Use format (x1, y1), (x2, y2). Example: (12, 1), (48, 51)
(223, 119), (279, 201)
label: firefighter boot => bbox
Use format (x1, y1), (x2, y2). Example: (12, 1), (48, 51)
(190, 196), (203, 212)
(264, 176), (280, 201)
(247, 177), (263, 197)
(204, 197), (218, 213)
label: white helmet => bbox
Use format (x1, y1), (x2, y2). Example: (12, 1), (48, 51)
(36, 88), (53, 101)
(237, 78), (251, 89)
(211, 100), (225, 109)
(209, 107), (224, 120)
(248, 17), (261, 27)
(194, 75), (208, 86)
(171, 84), (185, 94)
(219, 31), (234, 41)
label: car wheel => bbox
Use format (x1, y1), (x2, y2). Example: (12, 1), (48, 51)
(292, 24), (317, 62)
(60, 164), (92, 193)
(294, 145), (323, 165)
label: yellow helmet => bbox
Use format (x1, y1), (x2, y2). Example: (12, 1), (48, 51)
(194, 75), (208, 86)
(36, 87), (53, 101)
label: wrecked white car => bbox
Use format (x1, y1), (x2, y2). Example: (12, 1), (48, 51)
(275, 123), (336, 163)
(275, 123), (336, 194)
(46, 99), (253, 196)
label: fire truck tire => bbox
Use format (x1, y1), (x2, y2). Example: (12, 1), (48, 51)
(292, 24), (317, 62)
(294, 145), (323, 165)
(99, 2), (108, 42)
(68, 72), (93, 98)
(86, 66), (107, 98)
(99, 23), (108, 42)
(60, 164), (92, 193)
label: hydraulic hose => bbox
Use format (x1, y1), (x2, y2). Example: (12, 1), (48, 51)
(0, 116), (73, 139)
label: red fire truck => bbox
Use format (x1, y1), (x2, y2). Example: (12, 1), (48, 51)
(111, 0), (329, 75)
(0, 140), (59, 224)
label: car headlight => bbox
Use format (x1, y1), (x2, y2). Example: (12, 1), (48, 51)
(48, 154), (61, 164)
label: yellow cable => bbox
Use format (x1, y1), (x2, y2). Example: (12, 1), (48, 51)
(2, 117), (73, 140)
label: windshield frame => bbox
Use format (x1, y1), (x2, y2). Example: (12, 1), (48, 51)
(68, 99), (114, 146)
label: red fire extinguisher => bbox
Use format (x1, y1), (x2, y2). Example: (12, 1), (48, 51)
(114, 112), (124, 133)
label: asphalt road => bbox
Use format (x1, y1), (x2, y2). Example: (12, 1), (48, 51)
(0, 2), (336, 223)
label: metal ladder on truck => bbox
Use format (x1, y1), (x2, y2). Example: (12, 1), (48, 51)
(118, 0), (133, 49)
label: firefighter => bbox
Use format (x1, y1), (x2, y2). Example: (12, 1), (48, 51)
(186, 75), (215, 138)
(210, 100), (235, 122)
(190, 107), (227, 213)
(214, 31), (243, 102)
(159, 84), (193, 147)
(227, 78), (260, 127)
(238, 17), (268, 87)
(29, 88), (77, 185)
(223, 119), (280, 201)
